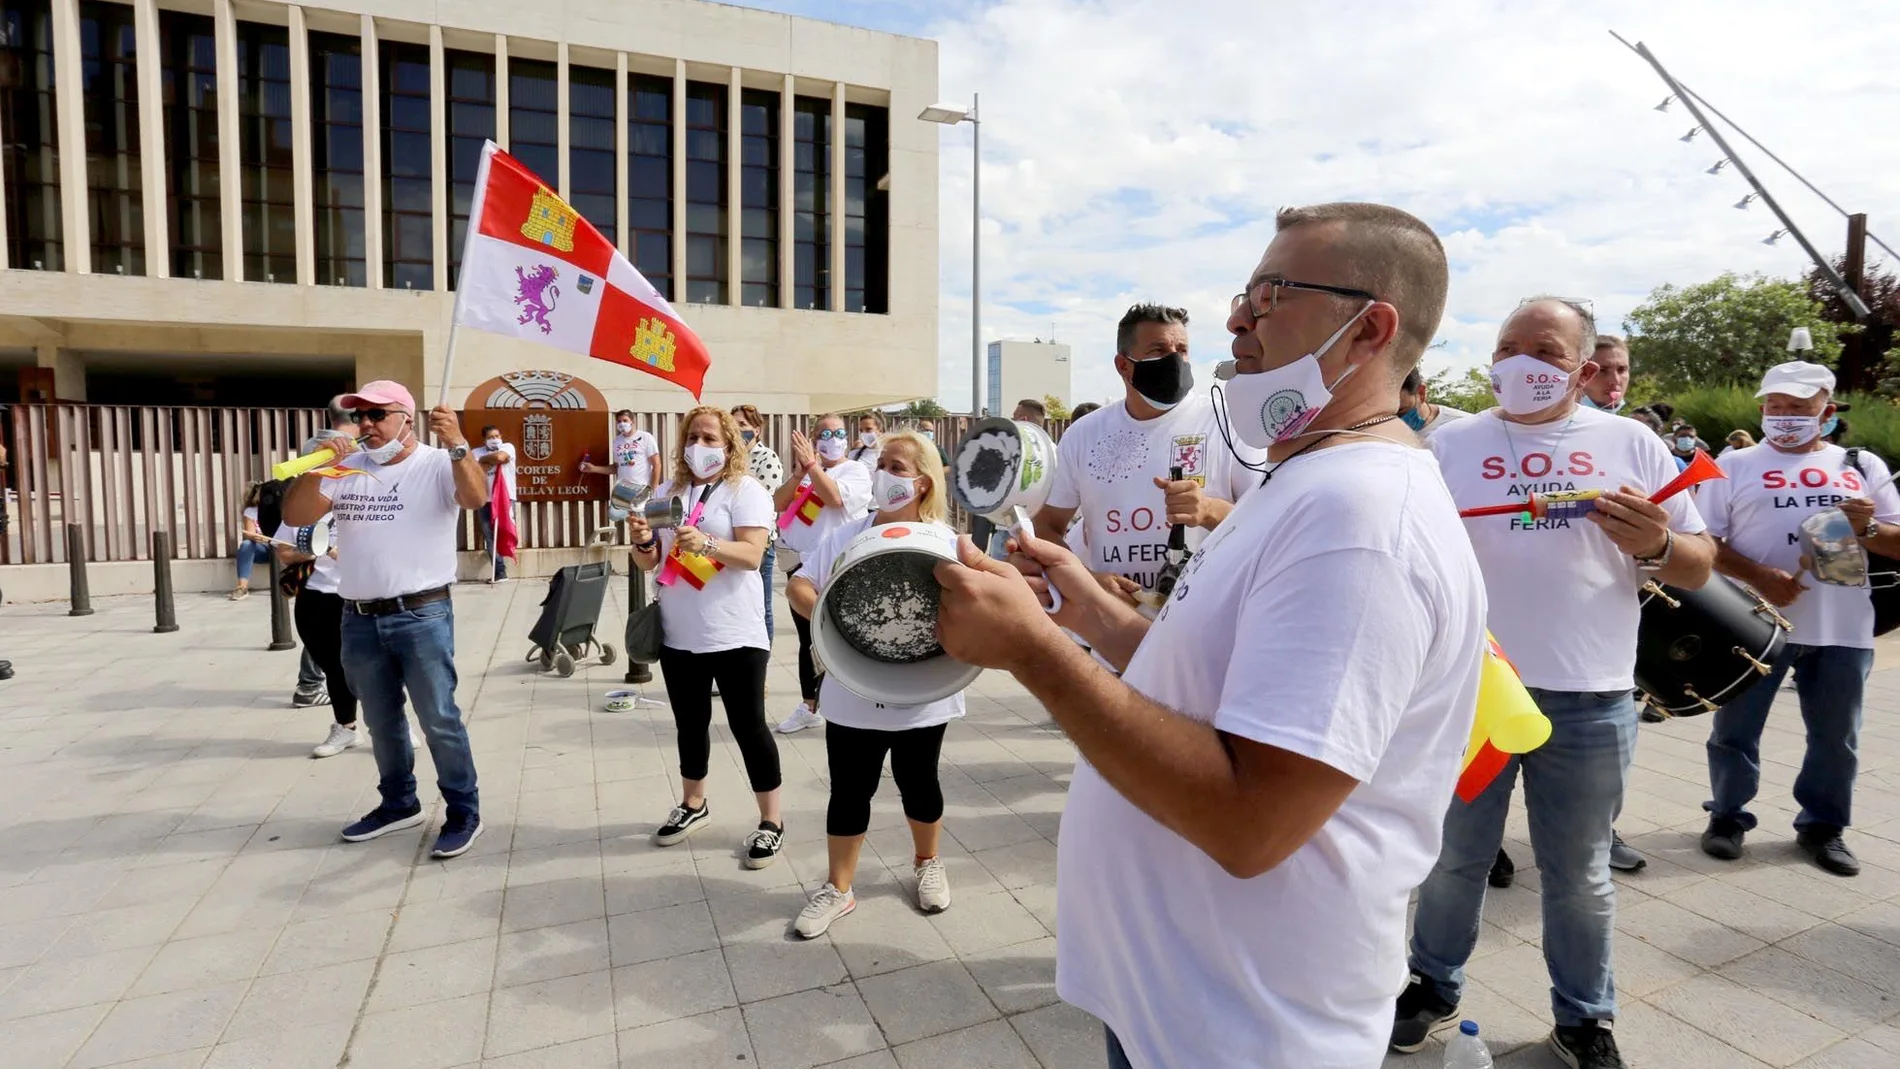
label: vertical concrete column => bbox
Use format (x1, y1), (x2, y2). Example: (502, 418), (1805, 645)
(725, 65), (740, 306)
(613, 52), (627, 257)
(494, 34), (509, 150)
(669, 58), (685, 297)
(360, 13), (383, 288)
(778, 73), (793, 310)
(429, 23), (446, 291)
(134, 0), (168, 276)
(214, 0), (241, 281)
(556, 40), (569, 198)
(289, 4), (314, 286)
(829, 81), (845, 312)
(51, 0), (89, 273)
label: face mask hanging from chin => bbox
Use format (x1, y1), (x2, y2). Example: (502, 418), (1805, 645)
(1216, 303), (1373, 452)
(362, 416), (411, 464)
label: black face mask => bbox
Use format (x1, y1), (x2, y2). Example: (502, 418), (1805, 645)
(1128, 353), (1192, 409)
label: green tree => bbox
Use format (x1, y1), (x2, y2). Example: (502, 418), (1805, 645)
(898, 398), (947, 420)
(1042, 394), (1072, 421)
(1427, 366), (1495, 414)
(1624, 272), (1844, 394)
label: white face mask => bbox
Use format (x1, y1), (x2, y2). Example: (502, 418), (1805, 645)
(858, 431), (879, 448)
(816, 435), (846, 461)
(685, 443), (726, 478)
(617, 421), (632, 434)
(1221, 304), (1371, 448)
(484, 437), (501, 450)
(363, 415), (410, 464)
(1762, 413), (1821, 449)
(872, 470), (919, 510)
(1489, 354), (1573, 416)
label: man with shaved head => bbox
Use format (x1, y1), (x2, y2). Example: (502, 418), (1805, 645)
(935, 203), (1486, 1067)
(1398, 298), (1715, 1068)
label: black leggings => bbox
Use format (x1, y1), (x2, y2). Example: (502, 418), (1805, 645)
(791, 596), (822, 703)
(659, 645), (781, 792)
(292, 589), (357, 726)
(825, 720), (948, 837)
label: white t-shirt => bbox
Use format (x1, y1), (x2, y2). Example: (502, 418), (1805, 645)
(777, 458), (873, 555)
(241, 506), (259, 533)
(1431, 406), (1706, 691)
(1421, 405), (1468, 438)
(1043, 392), (1266, 597)
(613, 429), (662, 488)
(318, 444), (462, 601)
(473, 441), (517, 502)
(1056, 442), (1487, 1069)
(274, 518), (340, 595)
(803, 515), (967, 731)
(653, 476), (775, 654)
(1697, 443), (1900, 650)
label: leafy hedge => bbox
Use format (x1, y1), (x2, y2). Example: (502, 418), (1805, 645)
(1662, 385), (1900, 461)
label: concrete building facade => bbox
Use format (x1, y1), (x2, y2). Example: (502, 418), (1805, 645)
(0, 0), (940, 415)
(985, 337), (1070, 416)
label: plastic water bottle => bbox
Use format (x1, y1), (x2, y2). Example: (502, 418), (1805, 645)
(1443, 1020), (1493, 1068)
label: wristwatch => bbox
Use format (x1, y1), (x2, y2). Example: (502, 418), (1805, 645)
(447, 444), (470, 461)
(1863, 517), (1880, 539)
(1635, 529), (1675, 572)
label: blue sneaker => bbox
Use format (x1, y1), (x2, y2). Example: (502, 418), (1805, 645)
(341, 805), (424, 842)
(431, 810), (484, 859)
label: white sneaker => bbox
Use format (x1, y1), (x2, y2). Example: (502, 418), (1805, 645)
(312, 724), (361, 759)
(794, 883), (857, 939)
(914, 856), (951, 914)
(775, 702), (822, 733)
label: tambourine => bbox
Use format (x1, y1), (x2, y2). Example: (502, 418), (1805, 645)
(293, 522), (332, 558)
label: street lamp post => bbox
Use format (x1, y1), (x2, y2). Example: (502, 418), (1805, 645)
(919, 95), (982, 415)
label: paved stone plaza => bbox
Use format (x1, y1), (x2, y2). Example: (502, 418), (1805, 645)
(2, 578), (1899, 1068)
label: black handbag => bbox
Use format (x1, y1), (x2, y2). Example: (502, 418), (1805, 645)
(624, 600), (663, 663)
(1843, 449), (1900, 635)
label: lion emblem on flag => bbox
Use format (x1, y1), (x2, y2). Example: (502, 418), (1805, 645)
(513, 264), (561, 334)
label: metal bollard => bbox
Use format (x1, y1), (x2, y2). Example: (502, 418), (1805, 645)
(267, 555), (297, 651)
(66, 523), (94, 617)
(152, 531), (179, 633)
(625, 554), (652, 684)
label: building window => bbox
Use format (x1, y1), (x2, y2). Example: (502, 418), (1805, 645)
(626, 73), (670, 300)
(739, 88), (777, 308)
(80, 0), (142, 275)
(309, 31), (363, 287)
(683, 81), (725, 304)
(568, 62), (614, 247)
(161, 10), (219, 280)
(2, 0), (62, 271)
(237, 21), (293, 283)
(792, 95), (828, 310)
(508, 58), (556, 184)
(380, 40), (430, 290)
(843, 103), (889, 314)
(443, 48), (493, 288)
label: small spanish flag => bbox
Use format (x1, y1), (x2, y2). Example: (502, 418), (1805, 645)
(657, 546), (723, 589)
(777, 482), (823, 530)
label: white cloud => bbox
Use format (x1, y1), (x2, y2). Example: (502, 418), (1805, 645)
(906, 0), (1900, 410)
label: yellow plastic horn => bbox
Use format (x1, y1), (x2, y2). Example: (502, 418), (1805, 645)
(271, 444), (348, 481)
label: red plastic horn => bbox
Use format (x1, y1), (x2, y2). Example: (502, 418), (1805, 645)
(1649, 449), (1725, 504)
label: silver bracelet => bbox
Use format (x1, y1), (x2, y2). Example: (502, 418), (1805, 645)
(701, 535), (721, 559)
(1635, 529), (1675, 572)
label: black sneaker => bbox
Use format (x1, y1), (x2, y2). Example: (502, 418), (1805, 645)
(0, 660), (12, 681)
(654, 802), (710, 847)
(744, 821), (784, 870)
(1796, 829), (1860, 876)
(1489, 848), (1515, 889)
(340, 804), (425, 842)
(1549, 1021), (1626, 1068)
(1608, 832), (1646, 872)
(291, 686), (329, 708)
(430, 810), (484, 859)
(1701, 815), (1748, 860)
(1389, 975), (1459, 1053)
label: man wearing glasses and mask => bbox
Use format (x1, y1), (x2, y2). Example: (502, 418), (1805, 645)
(281, 380), (491, 859)
(1032, 303), (1266, 620)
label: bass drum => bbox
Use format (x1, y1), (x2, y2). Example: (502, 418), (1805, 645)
(1636, 574), (1791, 717)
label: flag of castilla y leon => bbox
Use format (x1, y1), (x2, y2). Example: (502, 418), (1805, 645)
(454, 141), (710, 398)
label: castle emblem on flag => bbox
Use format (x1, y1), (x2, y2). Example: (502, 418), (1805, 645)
(520, 187), (578, 251)
(630, 318), (678, 373)
(513, 264), (561, 334)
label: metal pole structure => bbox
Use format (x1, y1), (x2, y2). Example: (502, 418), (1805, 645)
(66, 523), (92, 617)
(152, 530), (178, 633)
(1841, 213), (1869, 388)
(970, 93), (982, 418)
(1613, 32), (1871, 321)
(267, 556), (297, 651)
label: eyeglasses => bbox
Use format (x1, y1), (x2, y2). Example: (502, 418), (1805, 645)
(351, 408), (403, 423)
(1231, 276), (1378, 320)
(815, 428), (849, 441)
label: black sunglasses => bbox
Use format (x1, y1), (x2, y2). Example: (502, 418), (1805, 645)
(1231, 276), (1378, 320)
(352, 408), (404, 423)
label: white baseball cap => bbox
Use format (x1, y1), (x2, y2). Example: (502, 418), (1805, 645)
(1755, 361), (1835, 399)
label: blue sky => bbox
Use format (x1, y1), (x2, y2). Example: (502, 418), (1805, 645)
(731, 0), (1900, 411)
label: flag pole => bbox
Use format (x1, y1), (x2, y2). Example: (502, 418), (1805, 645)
(438, 142), (499, 409)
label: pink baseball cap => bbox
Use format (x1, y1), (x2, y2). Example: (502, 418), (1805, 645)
(339, 380), (417, 412)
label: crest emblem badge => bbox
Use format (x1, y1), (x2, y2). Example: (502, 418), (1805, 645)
(522, 414), (554, 462)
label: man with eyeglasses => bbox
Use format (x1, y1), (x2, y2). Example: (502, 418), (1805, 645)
(935, 202), (1485, 1069)
(773, 413), (873, 733)
(1031, 303), (1265, 625)
(281, 380), (492, 859)
(1397, 297), (1715, 1069)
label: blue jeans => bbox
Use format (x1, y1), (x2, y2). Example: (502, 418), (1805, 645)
(1706, 643), (1871, 834)
(235, 540), (269, 583)
(760, 541), (777, 641)
(341, 599), (479, 816)
(1105, 1027), (1134, 1069)
(1410, 687), (1636, 1026)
